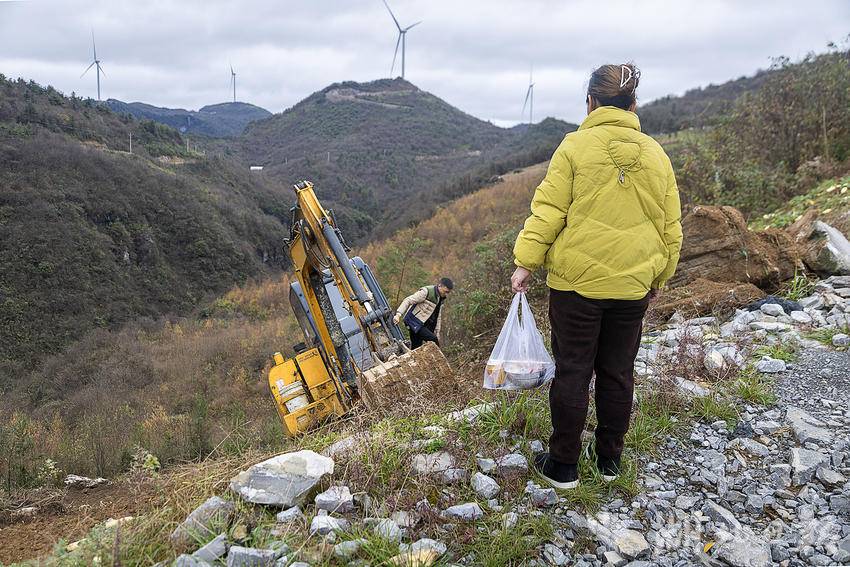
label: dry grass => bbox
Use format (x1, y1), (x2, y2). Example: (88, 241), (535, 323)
(360, 163), (546, 286)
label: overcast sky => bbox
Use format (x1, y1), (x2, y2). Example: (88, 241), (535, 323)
(0, 0), (847, 126)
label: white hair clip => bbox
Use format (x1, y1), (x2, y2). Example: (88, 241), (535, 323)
(619, 65), (633, 89)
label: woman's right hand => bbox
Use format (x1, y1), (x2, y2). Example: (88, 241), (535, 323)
(511, 267), (532, 293)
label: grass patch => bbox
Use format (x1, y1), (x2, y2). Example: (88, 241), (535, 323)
(733, 368), (777, 406)
(475, 391), (549, 443)
(780, 269), (816, 301)
(459, 513), (553, 566)
(689, 394), (738, 427)
(626, 389), (684, 454)
(755, 342), (798, 362)
(805, 325), (850, 346)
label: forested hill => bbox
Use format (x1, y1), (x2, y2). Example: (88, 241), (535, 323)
(638, 69), (772, 134)
(105, 99), (271, 137)
(227, 78), (577, 240)
(0, 76), (290, 380)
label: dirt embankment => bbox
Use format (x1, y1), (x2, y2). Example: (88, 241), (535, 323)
(0, 480), (154, 564)
(654, 205), (798, 318)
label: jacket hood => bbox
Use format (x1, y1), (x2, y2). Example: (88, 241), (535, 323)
(579, 106), (641, 132)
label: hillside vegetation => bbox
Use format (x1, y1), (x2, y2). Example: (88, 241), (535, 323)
(0, 76), (293, 379)
(660, 46), (850, 216)
(105, 100), (272, 137)
(638, 71), (771, 135)
(229, 78), (576, 240)
(0, 166), (548, 491)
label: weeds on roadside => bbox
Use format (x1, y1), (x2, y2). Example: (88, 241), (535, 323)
(459, 513), (553, 567)
(781, 268), (816, 301)
(689, 394), (739, 427)
(733, 367), (777, 406)
(755, 342), (798, 362)
(805, 325), (850, 345)
(626, 388), (685, 455)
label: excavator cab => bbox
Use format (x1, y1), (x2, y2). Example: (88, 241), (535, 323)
(268, 181), (455, 436)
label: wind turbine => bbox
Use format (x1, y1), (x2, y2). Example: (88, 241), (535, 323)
(230, 65), (236, 102)
(81, 30), (105, 101)
(382, 0), (421, 80)
(522, 66), (535, 124)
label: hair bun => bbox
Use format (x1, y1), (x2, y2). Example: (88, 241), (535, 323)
(588, 62), (641, 110)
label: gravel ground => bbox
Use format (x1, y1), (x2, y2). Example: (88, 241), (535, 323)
(778, 348), (850, 418)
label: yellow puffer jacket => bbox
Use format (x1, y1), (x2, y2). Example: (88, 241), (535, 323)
(514, 106), (683, 300)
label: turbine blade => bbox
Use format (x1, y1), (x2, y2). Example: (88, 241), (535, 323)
(404, 20), (422, 31)
(382, 0), (401, 30)
(91, 29), (97, 60)
(81, 61), (95, 78)
(98, 63), (105, 77)
(390, 33), (401, 76)
(522, 86), (531, 114)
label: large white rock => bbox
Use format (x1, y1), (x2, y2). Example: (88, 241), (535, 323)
(833, 333), (850, 347)
(275, 506), (304, 524)
(314, 485), (354, 513)
(470, 472), (500, 499)
(444, 403), (496, 423)
(494, 453), (528, 475)
(322, 435), (362, 459)
(786, 406), (833, 444)
(193, 534), (228, 563)
(703, 349), (725, 372)
(702, 501), (741, 532)
(749, 321), (792, 333)
(760, 303), (786, 316)
(790, 310), (813, 324)
(411, 451), (455, 475)
(755, 356), (786, 373)
(226, 545), (278, 567)
(441, 502), (484, 521)
(309, 514), (350, 535)
(712, 528), (772, 567)
(372, 518), (403, 542)
(585, 513), (650, 559)
(64, 474), (109, 489)
(229, 450), (334, 508)
(790, 447), (829, 485)
(333, 539), (366, 560)
(726, 438), (770, 458)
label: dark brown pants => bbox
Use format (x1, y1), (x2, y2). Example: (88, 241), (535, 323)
(548, 289), (649, 464)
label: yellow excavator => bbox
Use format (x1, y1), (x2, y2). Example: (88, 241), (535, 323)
(268, 181), (454, 436)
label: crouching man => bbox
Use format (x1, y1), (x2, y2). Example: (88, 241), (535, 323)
(392, 278), (454, 349)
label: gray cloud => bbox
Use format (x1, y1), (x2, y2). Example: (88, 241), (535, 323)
(0, 0), (847, 125)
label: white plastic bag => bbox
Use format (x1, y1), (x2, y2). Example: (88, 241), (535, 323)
(483, 292), (555, 390)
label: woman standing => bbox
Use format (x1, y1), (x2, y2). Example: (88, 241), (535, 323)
(511, 63), (683, 489)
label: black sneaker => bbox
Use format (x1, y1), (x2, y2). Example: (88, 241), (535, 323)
(597, 454), (621, 483)
(533, 452), (579, 489)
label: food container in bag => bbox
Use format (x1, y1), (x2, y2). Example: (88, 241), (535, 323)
(483, 293), (555, 390)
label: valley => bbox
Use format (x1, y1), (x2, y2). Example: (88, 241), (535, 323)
(0, 41), (849, 567)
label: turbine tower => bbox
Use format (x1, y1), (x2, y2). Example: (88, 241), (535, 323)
(382, 0), (421, 79)
(230, 65), (236, 102)
(81, 30), (105, 101)
(522, 66), (535, 124)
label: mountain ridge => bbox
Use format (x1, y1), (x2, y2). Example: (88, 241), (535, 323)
(229, 78), (577, 240)
(105, 99), (272, 137)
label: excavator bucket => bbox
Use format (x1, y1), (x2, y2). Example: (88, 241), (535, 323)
(356, 342), (462, 411)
